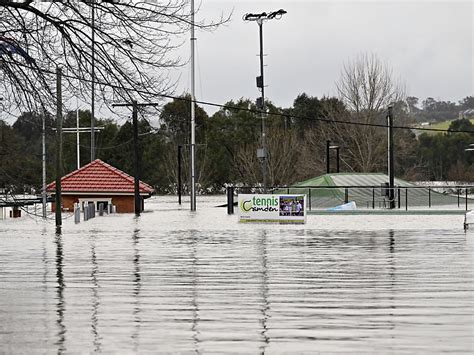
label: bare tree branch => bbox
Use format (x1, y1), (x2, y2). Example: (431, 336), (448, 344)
(0, 1), (229, 113)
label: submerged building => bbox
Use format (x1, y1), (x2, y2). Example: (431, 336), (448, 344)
(47, 159), (154, 213)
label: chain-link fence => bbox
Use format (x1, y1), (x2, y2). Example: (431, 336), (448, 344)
(227, 185), (474, 212)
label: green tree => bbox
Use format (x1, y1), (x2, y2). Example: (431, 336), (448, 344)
(448, 118), (474, 133)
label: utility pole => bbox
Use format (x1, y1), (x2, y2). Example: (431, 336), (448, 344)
(132, 101), (141, 216)
(387, 105), (395, 209)
(42, 108), (47, 219)
(76, 104), (80, 169)
(55, 66), (63, 228)
(190, 0), (197, 211)
(55, 126), (104, 169)
(178, 145), (182, 205)
(91, 0), (96, 161)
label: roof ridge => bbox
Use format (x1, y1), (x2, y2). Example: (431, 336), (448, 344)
(96, 160), (135, 183)
(46, 159), (102, 189)
(97, 160), (154, 190)
(47, 159), (154, 193)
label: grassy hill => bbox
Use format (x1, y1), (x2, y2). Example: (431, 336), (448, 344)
(418, 118), (474, 134)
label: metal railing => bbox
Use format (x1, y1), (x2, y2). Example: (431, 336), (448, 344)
(226, 185), (474, 212)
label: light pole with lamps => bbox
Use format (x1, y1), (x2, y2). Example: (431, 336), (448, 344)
(244, 9), (286, 192)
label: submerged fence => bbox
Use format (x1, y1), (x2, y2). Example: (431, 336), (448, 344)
(226, 185), (474, 212)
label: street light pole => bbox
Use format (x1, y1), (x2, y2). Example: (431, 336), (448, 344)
(55, 66), (63, 229)
(91, 0), (96, 161)
(244, 9), (286, 193)
(258, 19), (267, 192)
(387, 105), (395, 209)
(42, 108), (47, 218)
(190, 0), (197, 211)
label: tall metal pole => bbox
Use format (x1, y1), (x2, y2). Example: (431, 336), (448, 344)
(336, 147), (340, 173)
(244, 10), (286, 192)
(258, 20), (267, 192)
(76, 101), (80, 170)
(90, 1), (95, 161)
(55, 66), (63, 228)
(387, 106), (395, 209)
(132, 101), (141, 216)
(178, 145), (182, 205)
(190, 0), (196, 211)
(42, 109), (47, 219)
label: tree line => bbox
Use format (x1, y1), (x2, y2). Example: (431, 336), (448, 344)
(1, 92), (473, 195)
(1, 4), (472, 194)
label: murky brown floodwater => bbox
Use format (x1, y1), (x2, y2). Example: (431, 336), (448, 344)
(0, 196), (473, 353)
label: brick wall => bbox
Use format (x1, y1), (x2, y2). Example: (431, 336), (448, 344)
(51, 195), (138, 213)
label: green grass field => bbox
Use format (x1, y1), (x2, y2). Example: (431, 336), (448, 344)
(419, 118), (474, 134)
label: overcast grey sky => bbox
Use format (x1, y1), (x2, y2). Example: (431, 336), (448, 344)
(175, 0), (472, 113)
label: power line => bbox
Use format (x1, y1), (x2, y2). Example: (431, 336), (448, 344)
(3, 60), (474, 135)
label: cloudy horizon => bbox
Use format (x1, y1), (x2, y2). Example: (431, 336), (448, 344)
(173, 0), (472, 114)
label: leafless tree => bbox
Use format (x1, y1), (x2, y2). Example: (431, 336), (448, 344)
(0, 1), (228, 113)
(236, 125), (301, 187)
(329, 53), (406, 172)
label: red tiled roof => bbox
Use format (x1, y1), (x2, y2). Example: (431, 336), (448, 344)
(47, 159), (154, 194)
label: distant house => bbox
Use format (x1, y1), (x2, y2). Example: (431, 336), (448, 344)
(47, 159), (154, 213)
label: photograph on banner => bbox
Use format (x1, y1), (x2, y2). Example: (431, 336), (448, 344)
(279, 195), (304, 216)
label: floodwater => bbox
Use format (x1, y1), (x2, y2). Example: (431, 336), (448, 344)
(0, 196), (473, 353)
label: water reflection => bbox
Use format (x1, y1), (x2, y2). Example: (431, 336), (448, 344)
(0, 200), (472, 353)
(90, 236), (100, 352)
(54, 232), (66, 353)
(41, 228), (49, 336)
(190, 231), (200, 353)
(387, 230), (396, 340)
(258, 231), (269, 354)
(131, 228), (141, 351)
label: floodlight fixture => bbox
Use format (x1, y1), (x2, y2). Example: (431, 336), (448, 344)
(267, 9), (287, 19)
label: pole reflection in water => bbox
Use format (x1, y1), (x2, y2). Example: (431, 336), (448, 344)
(258, 231), (269, 353)
(90, 235), (101, 352)
(190, 230), (200, 353)
(1, 196), (472, 353)
(388, 230), (396, 335)
(41, 228), (50, 336)
(132, 228), (141, 351)
(54, 231), (66, 353)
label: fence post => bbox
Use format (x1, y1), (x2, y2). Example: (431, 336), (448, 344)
(466, 188), (468, 211)
(428, 187), (431, 208)
(74, 203), (80, 224)
(405, 188), (408, 211)
(308, 189), (312, 211)
(344, 188), (348, 203)
(372, 188), (375, 209)
(227, 186), (234, 215)
(397, 187), (401, 209)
